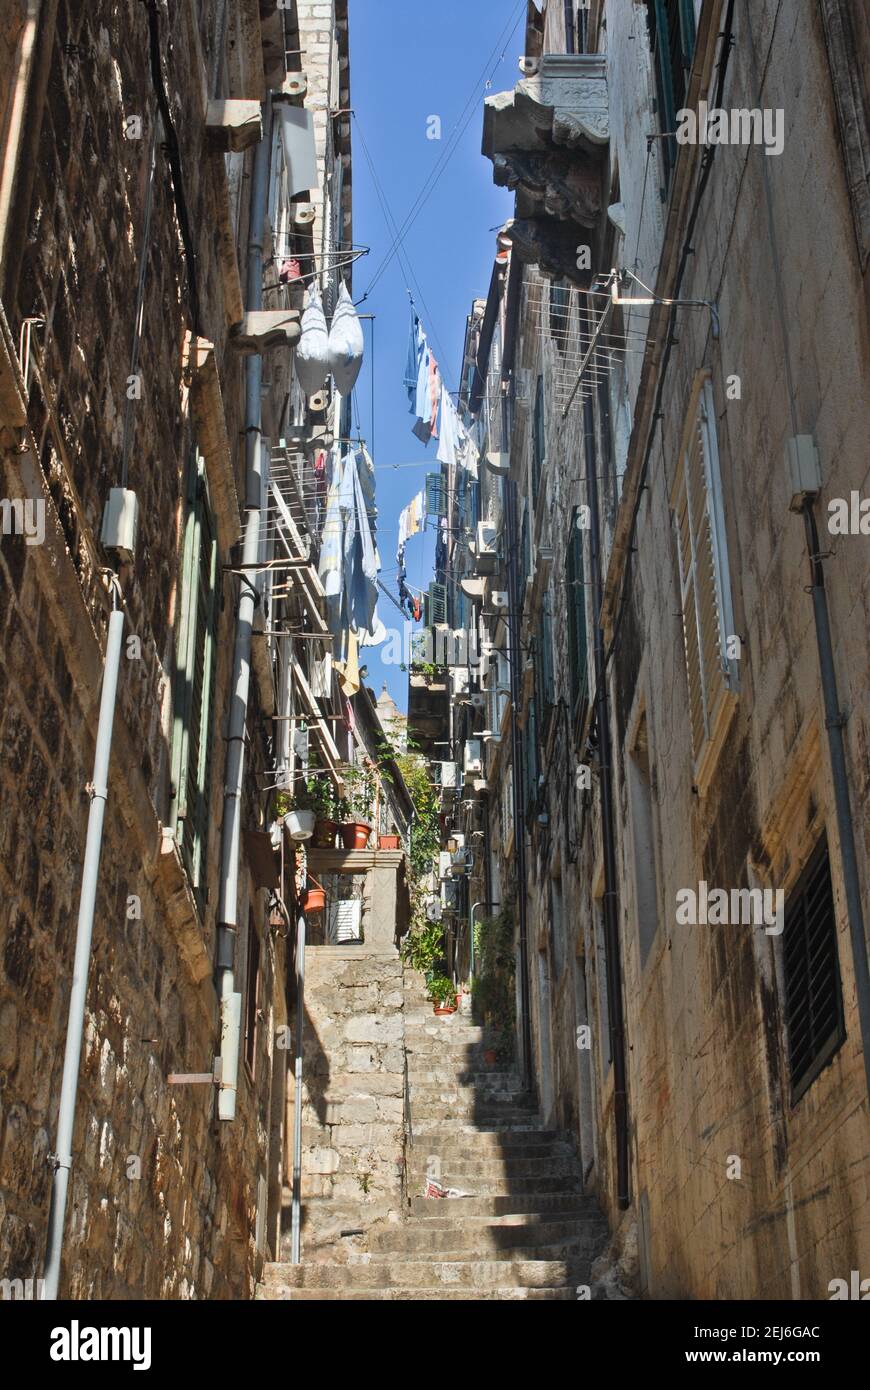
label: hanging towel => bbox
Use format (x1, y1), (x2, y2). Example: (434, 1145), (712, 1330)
(318, 446), (347, 636)
(295, 284), (330, 395)
(327, 282), (365, 393)
(428, 352), (440, 438)
(404, 311), (424, 412)
(436, 383), (462, 467)
(397, 491), (424, 558)
(412, 339), (432, 444)
(347, 450), (379, 634)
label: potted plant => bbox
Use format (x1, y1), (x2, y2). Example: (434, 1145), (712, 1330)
(301, 874), (326, 915)
(429, 973), (458, 1015)
(277, 778), (338, 846)
(378, 831), (400, 850)
(338, 765), (374, 850)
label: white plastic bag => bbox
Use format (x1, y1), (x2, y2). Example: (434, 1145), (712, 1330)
(295, 284), (330, 395)
(327, 282), (364, 393)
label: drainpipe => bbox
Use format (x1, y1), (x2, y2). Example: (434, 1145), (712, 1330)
(289, 912), (306, 1263)
(43, 587), (126, 1299)
(0, 1), (43, 275)
(504, 480), (533, 1088)
(215, 95), (274, 1122)
(802, 503), (870, 1102)
(584, 398), (630, 1210)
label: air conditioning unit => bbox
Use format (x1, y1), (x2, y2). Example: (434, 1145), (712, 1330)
(439, 761), (458, 789)
(491, 592), (509, 610)
(441, 880), (461, 913)
(451, 668), (470, 698)
(464, 739), (483, 775)
(473, 521), (498, 576)
(439, 851), (453, 880)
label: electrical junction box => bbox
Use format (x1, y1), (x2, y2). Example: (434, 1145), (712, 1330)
(100, 488), (139, 561)
(786, 435), (821, 512)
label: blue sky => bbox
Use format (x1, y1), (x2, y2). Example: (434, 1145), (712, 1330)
(347, 0), (520, 711)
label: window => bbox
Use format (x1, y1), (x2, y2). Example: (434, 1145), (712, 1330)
(244, 912), (261, 1079)
(550, 873), (565, 978)
(646, 0), (697, 192)
(170, 451), (219, 905)
(783, 838), (845, 1104)
(671, 373), (737, 795)
(539, 587), (556, 711)
(567, 508), (589, 715)
(628, 711), (660, 965)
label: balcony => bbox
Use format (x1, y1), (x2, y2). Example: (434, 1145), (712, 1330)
(482, 54), (609, 283)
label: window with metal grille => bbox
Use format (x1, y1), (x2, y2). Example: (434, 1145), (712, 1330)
(646, 0), (696, 193)
(783, 839), (845, 1103)
(671, 373), (738, 795)
(170, 451), (219, 907)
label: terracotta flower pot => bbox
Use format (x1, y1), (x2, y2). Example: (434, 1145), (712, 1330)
(302, 887), (326, 914)
(483, 1048), (497, 1065)
(434, 1004), (456, 1015)
(340, 822), (371, 850)
(378, 834), (400, 850)
(312, 819), (339, 849)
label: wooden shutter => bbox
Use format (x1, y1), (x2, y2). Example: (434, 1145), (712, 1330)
(171, 453), (219, 904)
(673, 377), (737, 791)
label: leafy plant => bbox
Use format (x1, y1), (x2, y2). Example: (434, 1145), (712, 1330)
(338, 764), (377, 823)
(275, 775), (337, 821)
(472, 908), (516, 1062)
(428, 972), (456, 1007)
(401, 917), (444, 975)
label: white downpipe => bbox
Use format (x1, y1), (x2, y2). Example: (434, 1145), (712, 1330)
(0, 1), (42, 271)
(216, 95), (273, 1121)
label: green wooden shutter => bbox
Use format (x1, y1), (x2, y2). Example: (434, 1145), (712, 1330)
(171, 452), (218, 906)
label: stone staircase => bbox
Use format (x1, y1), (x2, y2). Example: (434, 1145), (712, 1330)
(258, 969), (609, 1300)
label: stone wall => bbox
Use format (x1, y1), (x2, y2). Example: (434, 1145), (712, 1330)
(295, 942), (406, 1257)
(0, 0), (295, 1299)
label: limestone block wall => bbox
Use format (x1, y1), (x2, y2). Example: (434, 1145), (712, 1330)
(297, 945), (406, 1252)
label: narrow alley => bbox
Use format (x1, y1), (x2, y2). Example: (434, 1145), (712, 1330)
(0, 0), (868, 1354)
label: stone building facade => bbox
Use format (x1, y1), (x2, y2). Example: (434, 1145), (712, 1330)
(433, 0), (870, 1299)
(0, 0), (357, 1299)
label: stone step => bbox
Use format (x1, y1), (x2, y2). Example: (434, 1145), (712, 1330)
(410, 1115), (546, 1135)
(409, 1193), (593, 1218)
(405, 1102), (543, 1124)
(408, 1084), (532, 1103)
(405, 1132), (572, 1157)
(405, 1173), (585, 1197)
(367, 1222), (604, 1258)
(263, 1256), (590, 1290)
(406, 1069), (520, 1089)
(259, 1284), (583, 1301)
(407, 1155), (584, 1182)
